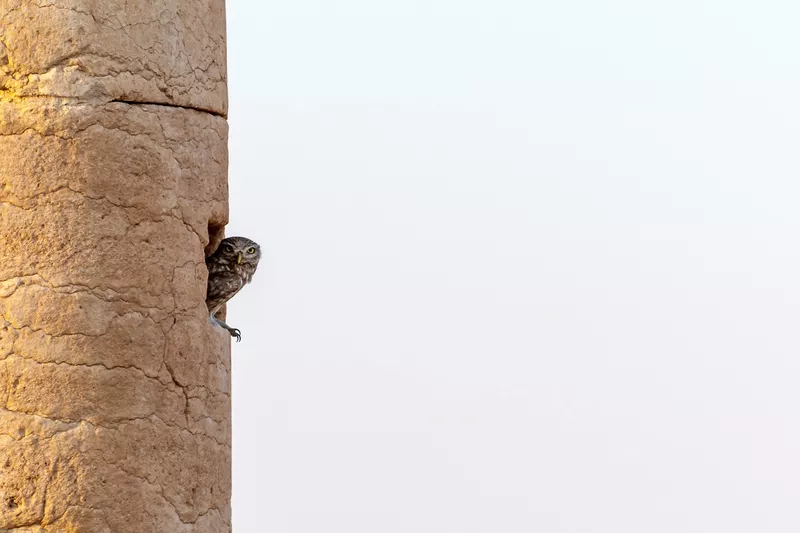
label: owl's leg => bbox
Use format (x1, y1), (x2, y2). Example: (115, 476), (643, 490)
(213, 316), (242, 342)
(209, 309), (242, 342)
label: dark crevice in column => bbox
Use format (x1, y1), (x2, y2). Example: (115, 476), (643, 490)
(109, 99), (227, 119)
(206, 223), (226, 258)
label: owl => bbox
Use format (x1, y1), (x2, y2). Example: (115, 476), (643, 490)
(205, 236), (262, 342)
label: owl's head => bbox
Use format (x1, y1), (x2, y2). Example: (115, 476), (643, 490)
(215, 236), (262, 267)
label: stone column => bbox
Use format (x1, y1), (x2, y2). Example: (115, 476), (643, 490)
(0, 1), (232, 531)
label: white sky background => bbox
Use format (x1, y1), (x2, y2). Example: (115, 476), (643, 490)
(224, 1), (800, 531)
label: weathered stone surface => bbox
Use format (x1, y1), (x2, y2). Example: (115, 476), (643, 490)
(0, 0), (228, 115)
(0, 418), (230, 532)
(0, 2), (231, 526)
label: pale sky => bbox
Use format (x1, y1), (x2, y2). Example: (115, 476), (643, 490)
(224, 1), (800, 531)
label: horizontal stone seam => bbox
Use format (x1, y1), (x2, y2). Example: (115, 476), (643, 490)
(0, 110), (225, 144)
(0, 94), (227, 123)
(110, 98), (226, 119)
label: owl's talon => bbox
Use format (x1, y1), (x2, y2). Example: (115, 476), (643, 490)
(210, 316), (242, 342)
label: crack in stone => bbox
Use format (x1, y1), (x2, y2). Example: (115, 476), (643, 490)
(0, 0), (228, 116)
(108, 461), (224, 526)
(0, 6), (231, 525)
(1, 314), (107, 339)
(1, 351), (172, 388)
(0, 273), (177, 313)
(109, 98), (225, 119)
(0, 405), (228, 449)
(0, 134), (214, 247)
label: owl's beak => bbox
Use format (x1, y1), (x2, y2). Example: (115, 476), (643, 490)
(237, 253), (243, 265)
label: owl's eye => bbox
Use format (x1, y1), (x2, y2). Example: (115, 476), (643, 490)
(224, 245), (234, 253)
(246, 247), (256, 254)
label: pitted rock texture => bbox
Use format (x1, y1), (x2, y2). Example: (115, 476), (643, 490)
(0, 0), (227, 115)
(0, 98), (231, 530)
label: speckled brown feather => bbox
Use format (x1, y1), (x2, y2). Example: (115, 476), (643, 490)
(205, 236), (261, 340)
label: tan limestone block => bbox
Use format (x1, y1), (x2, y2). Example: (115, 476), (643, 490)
(0, 0), (228, 115)
(0, 100), (229, 250)
(0, 419), (230, 532)
(1, 356), (187, 427)
(0, 98), (231, 531)
(86, 418), (231, 524)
